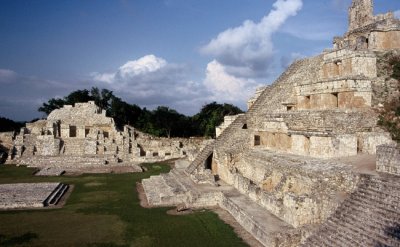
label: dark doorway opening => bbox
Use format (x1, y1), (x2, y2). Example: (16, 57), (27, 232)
(205, 153), (213, 170)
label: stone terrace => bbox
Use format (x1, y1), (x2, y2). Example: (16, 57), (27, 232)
(0, 183), (69, 209)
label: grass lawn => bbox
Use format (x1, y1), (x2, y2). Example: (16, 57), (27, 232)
(0, 164), (247, 247)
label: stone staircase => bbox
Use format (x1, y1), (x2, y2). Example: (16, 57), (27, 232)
(43, 183), (69, 206)
(185, 114), (247, 175)
(185, 60), (308, 176)
(142, 167), (303, 246)
(302, 173), (400, 247)
(185, 141), (215, 175)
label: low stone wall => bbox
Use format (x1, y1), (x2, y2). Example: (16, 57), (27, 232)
(376, 144), (400, 175)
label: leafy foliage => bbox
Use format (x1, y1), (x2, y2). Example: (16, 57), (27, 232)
(38, 89), (243, 138)
(0, 117), (24, 132)
(192, 102), (244, 138)
(378, 57), (400, 142)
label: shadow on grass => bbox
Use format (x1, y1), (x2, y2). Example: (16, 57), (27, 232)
(0, 232), (38, 246)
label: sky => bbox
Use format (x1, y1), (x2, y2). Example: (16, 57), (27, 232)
(1, 0), (400, 121)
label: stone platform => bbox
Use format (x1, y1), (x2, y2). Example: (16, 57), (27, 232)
(35, 167), (65, 176)
(0, 182), (69, 209)
(142, 167), (306, 246)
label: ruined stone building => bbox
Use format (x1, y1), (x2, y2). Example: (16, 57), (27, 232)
(142, 1), (400, 246)
(6, 101), (206, 168)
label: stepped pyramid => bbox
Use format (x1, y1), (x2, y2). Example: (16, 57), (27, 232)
(142, 1), (400, 246)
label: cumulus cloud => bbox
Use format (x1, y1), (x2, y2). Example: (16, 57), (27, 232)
(92, 55), (167, 84)
(395, 10), (400, 19)
(204, 60), (260, 103)
(201, 0), (302, 78)
(92, 54), (210, 113)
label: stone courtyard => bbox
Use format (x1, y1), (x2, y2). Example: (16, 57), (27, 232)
(142, 1), (400, 246)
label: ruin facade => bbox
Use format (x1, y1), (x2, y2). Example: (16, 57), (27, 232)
(142, 1), (400, 246)
(6, 101), (206, 169)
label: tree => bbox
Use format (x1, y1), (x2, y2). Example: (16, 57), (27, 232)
(65, 89), (93, 105)
(38, 98), (66, 115)
(109, 96), (143, 130)
(91, 87), (114, 110)
(0, 117), (24, 132)
(192, 102), (244, 138)
(37, 88), (244, 138)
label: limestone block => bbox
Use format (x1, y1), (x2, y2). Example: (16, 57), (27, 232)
(309, 136), (335, 158)
(376, 145), (400, 175)
(36, 135), (60, 156)
(352, 56), (377, 77)
(291, 135), (310, 156)
(358, 132), (394, 154)
(77, 126), (86, 138)
(369, 31), (400, 50)
(84, 139), (97, 155)
(335, 135), (358, 157)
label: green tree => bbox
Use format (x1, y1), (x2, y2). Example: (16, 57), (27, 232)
(38, 98), (66, 115)
(0, 117), (25, 132)
(192, 102), (244, 138)
(65, 89), (93, 105)
(90, 87), (114, 110)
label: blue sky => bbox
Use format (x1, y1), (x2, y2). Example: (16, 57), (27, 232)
(1, 0), (399, 121)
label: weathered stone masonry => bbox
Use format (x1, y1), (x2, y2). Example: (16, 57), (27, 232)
(6, 101), (206, 168)
(142, 1), (400, 246)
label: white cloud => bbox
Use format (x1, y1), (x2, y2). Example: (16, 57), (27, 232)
(91, 55), (211, 113)
(93, 55), (167, 84)
(395, 10), (400, 19)
(204, 60), (260, 103)
(0, 69), (17, 83)
(201, 0), (302, 78)
(118, 55), (166, 78)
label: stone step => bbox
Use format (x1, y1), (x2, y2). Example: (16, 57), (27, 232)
(44, 183), (68, 206)
(303, 174), (400, 247)
(220, 188), (301, 247)
(49, 184), (69, 205)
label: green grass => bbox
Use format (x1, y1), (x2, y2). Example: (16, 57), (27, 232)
(0, 164), (247, 247)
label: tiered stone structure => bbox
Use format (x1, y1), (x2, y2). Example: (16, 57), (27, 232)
(6, 101), (206, 169)
(142, 1), (400, 246)
(0, 183), (68, 209)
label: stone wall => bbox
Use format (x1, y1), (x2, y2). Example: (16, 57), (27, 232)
(376, 144), (400, 175)
(7, 102), (207, 168)
(214, 149), (360, 228)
